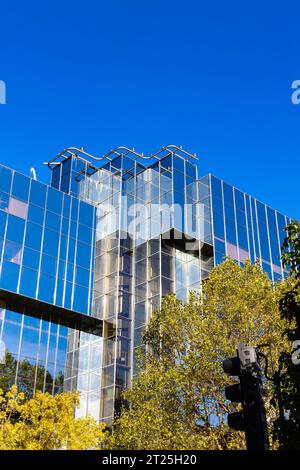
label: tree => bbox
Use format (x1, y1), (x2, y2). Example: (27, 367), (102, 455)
(273, 220), (300, 449)
(0, 386), (108, 450)
(108, 259), (289, 450)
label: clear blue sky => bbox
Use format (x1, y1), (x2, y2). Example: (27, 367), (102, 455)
(0, 0), (299, 219)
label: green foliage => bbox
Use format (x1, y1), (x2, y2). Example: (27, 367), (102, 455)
(0, 386), (108, 450)
(274, 220), (300, 449)
(282, 221), (300, 278)
(108, 259), (288, 450)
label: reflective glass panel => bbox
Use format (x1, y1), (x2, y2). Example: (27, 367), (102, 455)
(0, 190), (9, 212)
(25, 222), (43, 251)
(28, 204), (44, 225)
(42, 229), (60, 257)
(0, 166), (12, 193)
(22, 247), (40, 270)
(45, 211), (61, 231)
(8, 197), (28, 220)
(6, 215), (25, 244)
(38, 273), (55, 304)
(0, 211), (7, 237)
(12, 173), (30, 201)
(41, 254), (57, 277)
(46, 187), (63, 214)
(0, 260), (20, 291)
(3, 239), (22, 264)
(30, 180), (47, 207)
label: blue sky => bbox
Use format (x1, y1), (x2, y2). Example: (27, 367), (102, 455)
(0, 0), (299, 219)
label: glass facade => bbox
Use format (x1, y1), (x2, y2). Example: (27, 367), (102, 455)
(0, 306), (102, 419)
(0, 165), (96, 314)
(209, 174), (291, 282)
(0, 146), (293, 424)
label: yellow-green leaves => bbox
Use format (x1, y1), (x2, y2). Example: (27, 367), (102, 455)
(0, 387), (107, 450)
(109, 259), (288, 450)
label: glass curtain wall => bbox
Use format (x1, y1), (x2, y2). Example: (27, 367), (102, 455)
(0, 305), (102, 421)
(75, 151), (206, 422)
(210, 174), (291, 281)
(0, 164), (96, 315)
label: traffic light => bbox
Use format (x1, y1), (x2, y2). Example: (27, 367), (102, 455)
(222, 343), (269, 450)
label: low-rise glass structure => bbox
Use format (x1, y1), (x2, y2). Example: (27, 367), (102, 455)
(0, 145), (292, 423)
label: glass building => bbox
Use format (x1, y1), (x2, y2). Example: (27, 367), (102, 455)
(0, 145), (292, 423)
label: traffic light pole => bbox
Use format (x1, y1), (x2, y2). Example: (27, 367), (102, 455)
(238, 344), (269, 450)
(223, 343), (269, 450)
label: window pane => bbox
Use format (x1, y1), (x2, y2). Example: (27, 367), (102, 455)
(0, 260), (20, 291)
(225, 218), (237, 244)
(211, 176), (223, 202)
(214, 238), (225, 255)
(116, 338), (130, 366)
(161, 252), (172, 279)
(19, 267), (38, 298)
(226, 242), (238, 259)
(45, 211), (61, 231)
(28, 204), (44, 225)
(215, 251), (225, 265)
(135, 302), (147, 326)
(29, 180), (46, 207)
(41, 254), (57, 277)
(63, 194), (71, 218)
(267, 207), (281, 266)
(135, 243), (147, 261)
(0, 166), (12, 193)
(148, 253), (160, 279)
(8, 197), (28, 220)
(79, 201), (94, 226)
(73, 285), (89, 313)
(42, 229), (60, 257)
(76, 242), (91, 269)
(256, 201), (267, 223)
(71, 198), (78, 220)
(116, 366), (129, 388)
(46, 187), (63, 214)
(0, 211), (7, 237)
(213, 210), (225, 239)
(162, 277), (173, 296)
(160, 155), (172, 171)
(223, 182), (234, 206)
(234, 189), (245, 212)
(6, 215), (25, 244)
(149, 237), (160, 256)
(75, 265), (90, 288)
(136, 258), (147, 284)
(64, 282), (73, 309)
(0, 190), (10, 212)
(101, 386), (114, 417)
(173, 171), (185, 195)
(78, 224), (92, 245)
(2, 312), (21, 356)
(186, 161), (196, 180)
(22, 247), (40, 270)
(3, 240), (22, 264)
(25, 222), (43, 251)
(173, 155), (184, 173)
(237, 224), (248, 250)
(258, 220), (270, 261)
(12, 173), (30, 201)
(38, 273), (55, 304)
